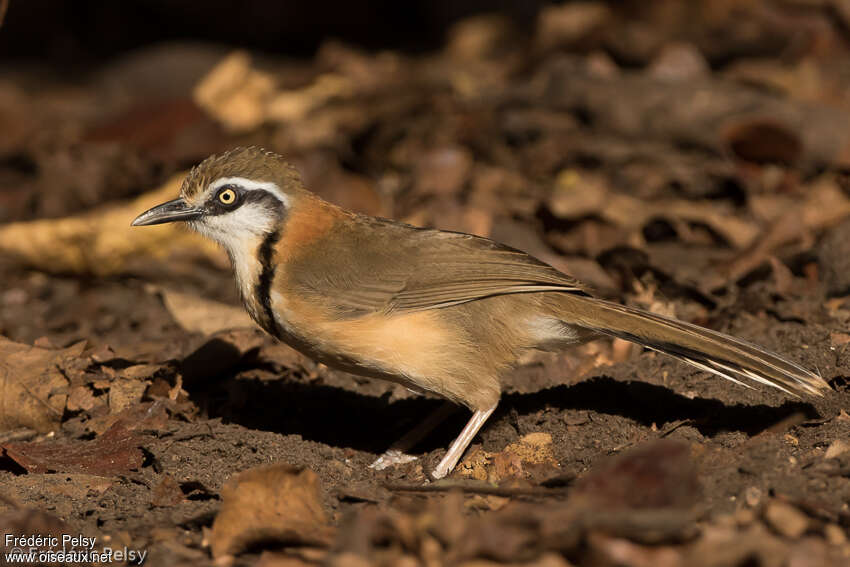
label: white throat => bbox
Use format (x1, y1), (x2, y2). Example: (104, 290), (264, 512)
(190, 208), (280, 307)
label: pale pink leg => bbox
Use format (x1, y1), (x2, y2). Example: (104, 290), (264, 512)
(431, 404), (497, 479)
(369, 403), (457, 471)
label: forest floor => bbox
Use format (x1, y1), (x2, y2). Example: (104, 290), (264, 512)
(1, 2), (850, 565)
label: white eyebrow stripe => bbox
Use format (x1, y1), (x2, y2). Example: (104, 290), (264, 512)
(210, 176), (289, 207)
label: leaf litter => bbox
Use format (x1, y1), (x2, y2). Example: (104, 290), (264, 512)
(1, 3), (850, 566)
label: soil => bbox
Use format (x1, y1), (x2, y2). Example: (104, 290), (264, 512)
(1, 2), (850, 566)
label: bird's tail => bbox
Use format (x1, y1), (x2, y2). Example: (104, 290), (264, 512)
(554, 294), (830, 397)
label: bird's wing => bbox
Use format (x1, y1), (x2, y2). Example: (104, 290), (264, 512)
(290, 217), (588, 316)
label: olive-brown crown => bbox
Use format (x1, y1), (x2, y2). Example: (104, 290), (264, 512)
(179, 146), (304, 204)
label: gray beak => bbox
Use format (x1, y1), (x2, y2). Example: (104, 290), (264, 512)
(131, 198), (203, 226)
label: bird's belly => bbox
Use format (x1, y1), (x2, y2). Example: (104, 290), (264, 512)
(267, 291), (500, 408)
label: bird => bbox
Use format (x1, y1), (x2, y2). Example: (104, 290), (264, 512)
(132, 146), (831, 479)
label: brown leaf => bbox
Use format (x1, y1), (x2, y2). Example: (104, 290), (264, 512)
(151, 474), (184, 508)
(66, 385), (98, 412)
(415, 146), (473, 196)
(154, 286), (255, 335)
(211, 463), (333, 558)
(587, 532), (682, 567)
(573, 440), (700, 510)
(763, 501), (809, 539)
(87, 400), (171, 436)
(107, 378), (149, 414)
(194, 50), (275, 132)
(2, 424), (144, 475)
(457, 432), (560, 483)
(824, 439), (850, 460)
(0, 174), (223, 275)
(831, 333), (850, 347)
(548, 168), (760, 249)
(0, 337), (77, 433)
(723, 119), (803, 164)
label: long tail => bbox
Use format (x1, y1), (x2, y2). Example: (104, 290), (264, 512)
(555, 294), (831, 397)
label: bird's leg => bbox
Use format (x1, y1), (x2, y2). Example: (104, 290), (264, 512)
(431, 404), (497, 480)
(369, 402), (458, 471)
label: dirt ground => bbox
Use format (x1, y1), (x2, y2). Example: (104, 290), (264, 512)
(2, 2), (850, 566)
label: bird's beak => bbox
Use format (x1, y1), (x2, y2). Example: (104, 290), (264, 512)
(131, 198), (203, 226)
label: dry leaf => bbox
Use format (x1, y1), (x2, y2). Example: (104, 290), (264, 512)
(0, 337), (77, 433)
(549, 169), (759, 249)
(211, 463), (333, 558)
(457, 432), (560, 483)
(830, 333), (850, 347)
(573, 440), (700, 510)
(151, 474), (184, 508)
(0, 174), (222, 275)
(2, 423), (144, 475)
(824, 439), (850, 460)
(194, 51), (275, 132)
(763, 501), (809, 539)
(66, 385), (98, 412)
(86, 400), (171, 436)
(154, 287), (255, 335)
(108, 378), (149, 414)
(267, 74), (354, 123)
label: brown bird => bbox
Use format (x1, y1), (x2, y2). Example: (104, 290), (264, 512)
(132, 147), (830, 479)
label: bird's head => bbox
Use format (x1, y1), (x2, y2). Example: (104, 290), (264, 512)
(132, 147), (304, 252)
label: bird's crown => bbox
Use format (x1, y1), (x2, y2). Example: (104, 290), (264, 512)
(180, 146), (303, 206)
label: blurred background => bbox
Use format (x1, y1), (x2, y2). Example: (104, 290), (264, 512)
(3, 0), (850, 347)
(1, 2), (850, 565)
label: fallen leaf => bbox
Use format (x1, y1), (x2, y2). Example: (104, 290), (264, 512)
(824, 439), (850, 460)
(764, 501), (809, 539)
(824, 523), (847, 546)
(66, 385), (98, 412)
(684, 524), (788, 567)
(267, 74), (354, 123)
(85, 400), (171, 436)
(211, 463), (333, 558)
(193, 50), (275, 132)
(548, 169), (759, 249)
(457, 432), (560, 483)
(830, 333), (850, 347)
(108, 378), (149, 414)
(257, 549), (328, 567)
(587, 532), (682, 567)
(414, 146), (473, 196)
(0, 174), (223, 275)
(723, 118), (802, 164)
(536, 2), (611, 51)
(0, 337), (78, 433)
(153, 286), (255, 335)
(573, 440), (700, 510)
(151, 474), (184, 508)
(2, 423), (144, 475)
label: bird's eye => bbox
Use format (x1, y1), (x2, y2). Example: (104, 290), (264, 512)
(217, 188), (237, 206)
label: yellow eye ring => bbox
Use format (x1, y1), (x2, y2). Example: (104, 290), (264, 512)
(218, 188), (237, 205)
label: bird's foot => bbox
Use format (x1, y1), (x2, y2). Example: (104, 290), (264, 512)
(369, 449), (418, 471)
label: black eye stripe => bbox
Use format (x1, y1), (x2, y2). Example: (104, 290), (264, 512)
(204, 185), (286, 217)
